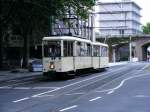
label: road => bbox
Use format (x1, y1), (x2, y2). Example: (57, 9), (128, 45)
(0, 62), (150, 112)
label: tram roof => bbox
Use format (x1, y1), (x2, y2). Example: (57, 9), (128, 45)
(43, 36), (108, 47)
(92, 42), (108, 47)
(43, 36), (92, 43)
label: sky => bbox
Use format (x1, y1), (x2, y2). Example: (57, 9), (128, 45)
(97, 0), (150, 25)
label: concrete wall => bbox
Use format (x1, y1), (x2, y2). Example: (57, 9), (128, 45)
(134, 38), (150, 61)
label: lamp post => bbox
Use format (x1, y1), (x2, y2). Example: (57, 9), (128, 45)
(129, 36), (132, 62)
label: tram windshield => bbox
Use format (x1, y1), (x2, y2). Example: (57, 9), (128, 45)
(43, 41), (61, 57)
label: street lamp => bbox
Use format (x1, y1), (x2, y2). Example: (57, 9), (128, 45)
(129, 36), (132, 62)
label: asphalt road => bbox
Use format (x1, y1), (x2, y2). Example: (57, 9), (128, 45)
(0, 62), (150, 112)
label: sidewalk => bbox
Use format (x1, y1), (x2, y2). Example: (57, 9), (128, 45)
(0, 69), (42, 82)
(109, 61), (129, 67)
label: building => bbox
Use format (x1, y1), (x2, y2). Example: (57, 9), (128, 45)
(97, 0), (142, 37)
(53, 9), (95, 41)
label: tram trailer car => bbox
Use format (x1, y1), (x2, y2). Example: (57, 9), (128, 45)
(42, 36), (109, 77)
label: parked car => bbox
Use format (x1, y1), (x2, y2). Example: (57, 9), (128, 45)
(28, 59), (43, 72)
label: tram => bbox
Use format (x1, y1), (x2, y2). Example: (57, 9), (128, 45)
(42, 36), (109, 77)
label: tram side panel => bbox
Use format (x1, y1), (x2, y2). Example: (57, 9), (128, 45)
(61, 57), (74, 72)
(43, 58), (50, 73)
(100, 57), (109, 68)
(92, 57), (100, 69)
(75, 57), (92, 70)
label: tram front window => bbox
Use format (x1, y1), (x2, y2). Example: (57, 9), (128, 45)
(44, 41), (61, 57)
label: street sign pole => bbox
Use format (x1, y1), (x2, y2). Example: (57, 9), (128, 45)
(129, 36), (132, 62)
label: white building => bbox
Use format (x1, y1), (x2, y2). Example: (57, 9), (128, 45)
(97, 0), (142, 37)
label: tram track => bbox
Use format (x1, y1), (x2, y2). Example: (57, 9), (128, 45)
(0, 75), (43, 87)
(0, 65), (123, 87)
(48, 65), (140, 96)
(0, 63), (144, 89)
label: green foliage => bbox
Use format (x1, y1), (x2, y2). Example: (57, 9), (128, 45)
(143, 22), (150, 34)
(0, 0), (95, 67)
(1, 0), (95, 33)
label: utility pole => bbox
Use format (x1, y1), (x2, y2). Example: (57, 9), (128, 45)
(129, 36), (132, 62)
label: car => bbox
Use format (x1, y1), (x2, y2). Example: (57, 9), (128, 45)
(28, 59), (43, 72)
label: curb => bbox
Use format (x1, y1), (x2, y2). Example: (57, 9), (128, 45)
(0, 72), (42, 83)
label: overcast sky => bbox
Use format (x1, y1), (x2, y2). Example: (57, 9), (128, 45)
(97, 0), (150, 25)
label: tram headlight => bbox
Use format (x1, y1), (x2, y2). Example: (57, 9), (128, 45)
(49, 62), (55, 69)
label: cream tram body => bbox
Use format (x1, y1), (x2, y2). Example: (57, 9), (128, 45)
(42, 36), (108, 76)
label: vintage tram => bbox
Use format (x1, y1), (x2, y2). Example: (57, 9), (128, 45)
(42, 36), (108, 77)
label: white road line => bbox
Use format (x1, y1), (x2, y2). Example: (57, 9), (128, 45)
(107, 90), (114, 94)
(59, 105), (78, 112)
(12, 66), (126, 102)
(96, 73), (150, 95)
(33, 94), (54, 98)
(95, 89), (112, 93)
(89, 97), (102, 102)
(32, 88), (61, 97)
(13, 97), (29, 103)
(141, 65), (150, 70)
(0, 86), (59, 90)
(0, 86), (11, 89)
(65, 92), (85, 96)
(33, 87), (59, 89)
(134, 95), (150, 98)
(14, 87), (30, 90)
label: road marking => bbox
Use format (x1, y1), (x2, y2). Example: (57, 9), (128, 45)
(13, 97), (29, 103)
(33, 94), (55, 98)
(59, 105), (78, 111)
(89, 97), (102, 102)
(0, 86), (59, 90)
(141, 65), (150, 70)
(65, 92), (85, 96)
(14, 87), (30, 90)
(95, 89), (112, 93)
(107, 90), (114, 94)
(96, 73), (150, 95)
(0, 86), (11, 89)
(32, 88), (60, 97)
(12, 66), (127, 102)
(134, 95), (150, 98)
(33, 87), (59, 89)
(30, 66), (127, 98)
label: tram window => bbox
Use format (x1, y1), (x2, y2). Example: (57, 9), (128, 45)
(93, 46), (99, 56)
(44, 41), (61, 57)
(63, 41), (73, 57)
(76, 42), (81, 56)
(87, 44), (91, 56)
(77, 42), (88, 56)
(101, 46), (108, 57)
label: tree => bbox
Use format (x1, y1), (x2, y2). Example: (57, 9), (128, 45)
(143, 22), (150, 34)
(0, 0), (95, 69)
